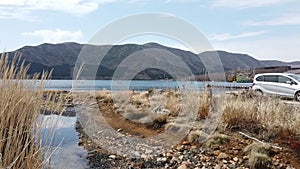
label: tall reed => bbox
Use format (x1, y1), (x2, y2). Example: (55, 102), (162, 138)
(0, 53), (58, 169)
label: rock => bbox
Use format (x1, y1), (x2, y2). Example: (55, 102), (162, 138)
(191, 145), (197, 149)
(157, 157), (167, 162)
(109, 155), (116, 159)
(145, 149), (153, 154)
(182, 141), (190, 145)
(78, 141), (84, 146)
(222, 159), (228, 164)
(233, 150), (239, 155)
(211, 145), (220, 150)
(178, 163), (188, 169)
(176, 145), (185, 151)
(214, 164), (221, 169)
(141, 154), (147, 159)
(133, 151), (140, 157)
(214, 150), (221, 156)
(200, 155), (210, 162)
(87, 153), (93, 158)
(243, 156), (248, 160)
(117, 128), (123, 132)
(166, 152), (174, 157)
(217, 153), (229, 159)
(233, 157), (239, 162)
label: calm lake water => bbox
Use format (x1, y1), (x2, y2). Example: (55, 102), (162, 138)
(44, 80), (252, 91)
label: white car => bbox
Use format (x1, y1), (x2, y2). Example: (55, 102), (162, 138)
(251, 73), (300, 101)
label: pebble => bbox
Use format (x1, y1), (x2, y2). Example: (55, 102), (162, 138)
(182, 141), (190, 145)
(109, 155), (116, 159)
(217, 153), (229, 159)
(191, 145), (198, 149)
(145, 149), (153, 154)
(178, 163), (188, 169)
(214, 150), (221, 156)
(243, 156), (248, 160)
(176, 145), (185, 151)
(141, 154), (147, 159)
(179, 155), (184, 160)
(211, 145), (220, 150)
(233, 157), (239, 162)
(166, 152), (174, 157)
(157, 157), (167, 162)
(214, 165), (221, 169)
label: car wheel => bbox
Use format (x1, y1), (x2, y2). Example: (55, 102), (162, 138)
(294, 92), (300, 101)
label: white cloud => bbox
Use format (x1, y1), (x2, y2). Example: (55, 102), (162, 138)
(0, 0), (119, 19)
(0, 7), (33, 20)
(165, 0), (198, 3)
(210, 31), (266, 41)
(0, 0), (25, 6)
(22, 29), (83, 43)
(211, 0), (296, 9)
(244, 13), (300, 26)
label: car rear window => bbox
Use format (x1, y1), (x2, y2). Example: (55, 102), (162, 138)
(256, 76), (264, 81)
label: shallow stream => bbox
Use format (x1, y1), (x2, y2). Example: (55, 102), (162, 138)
(40, 114), (88, 169)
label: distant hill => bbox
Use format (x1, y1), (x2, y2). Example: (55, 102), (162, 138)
(2, 42), (297, 79)
(199, 50), (264, 71)
(260, 60), (287, 67)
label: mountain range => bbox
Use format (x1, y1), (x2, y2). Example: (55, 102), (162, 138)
(3, 42), (298, 80)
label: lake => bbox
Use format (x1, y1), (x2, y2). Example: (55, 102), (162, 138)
(43, 80), (252, 91)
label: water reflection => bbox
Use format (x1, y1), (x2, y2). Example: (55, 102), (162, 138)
(40, 115), (88, 169)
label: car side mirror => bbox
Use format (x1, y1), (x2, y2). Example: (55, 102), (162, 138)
(287, 81), (296, 85)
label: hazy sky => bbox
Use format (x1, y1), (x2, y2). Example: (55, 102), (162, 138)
(0, 0), (299, 61)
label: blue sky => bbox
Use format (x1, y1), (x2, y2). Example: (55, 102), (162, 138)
(0, 0), (299, 61)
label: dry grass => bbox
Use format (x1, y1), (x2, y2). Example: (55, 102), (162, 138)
(244, 142), (273, 169)
(96, 89), (180, 130)
(0, 53), (62, 168)
(244, 142), (272, 155)
(248, 152), (271, 169)
(203, 133), (231, 148)
(198, 90), (211, 119)
(220, 93), (300, 140)
(146, 114), (168, 130)
(97, 87), (300, 151)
